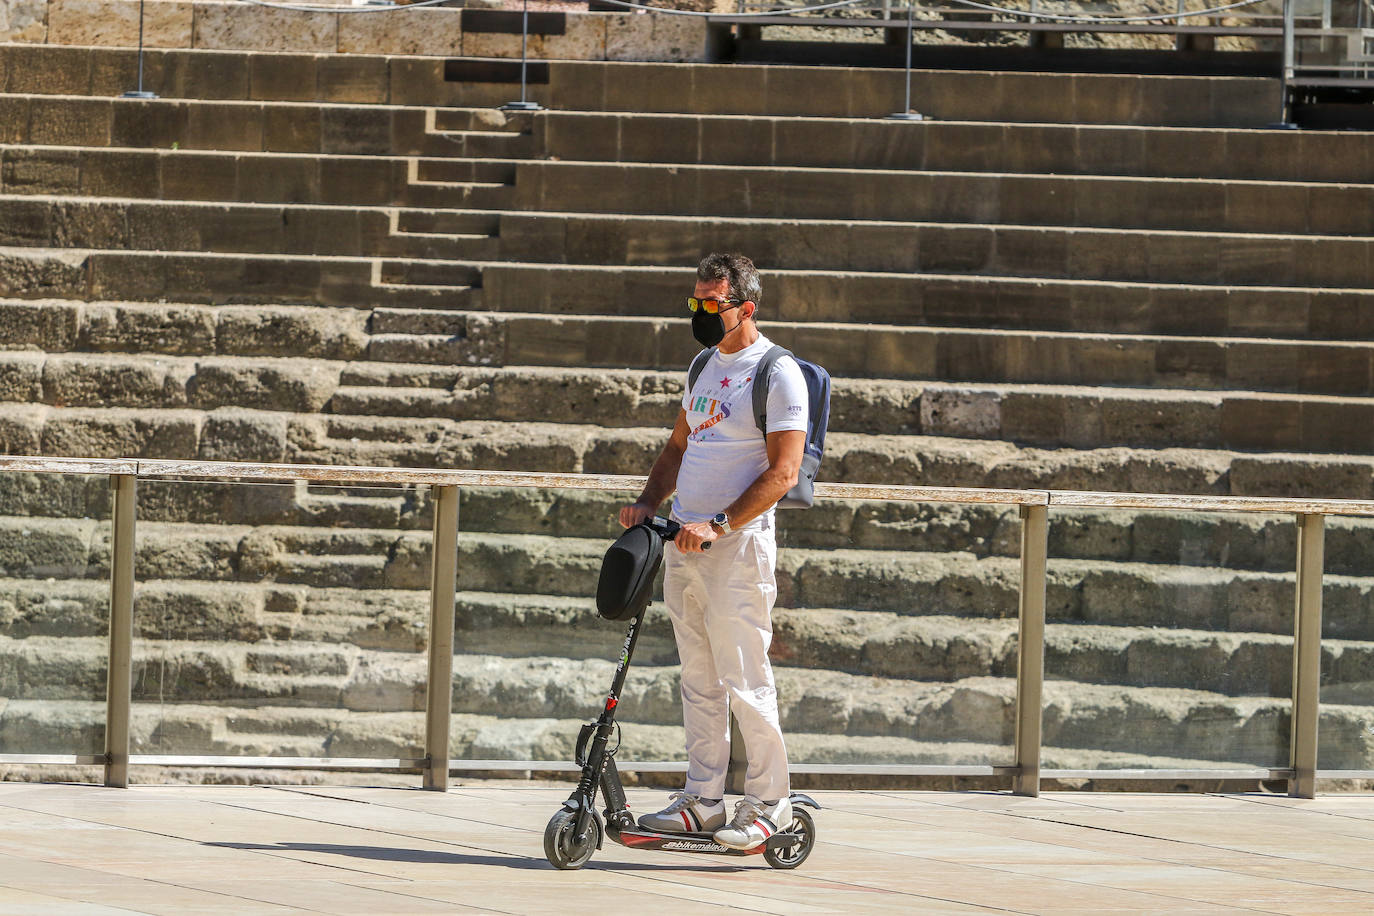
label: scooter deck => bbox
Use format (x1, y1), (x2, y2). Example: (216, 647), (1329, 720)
(611, 827), (766, 855)
(608, 825), (808, 856)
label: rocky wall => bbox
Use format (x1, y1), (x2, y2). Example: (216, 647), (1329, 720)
(0, 0), (708, 61)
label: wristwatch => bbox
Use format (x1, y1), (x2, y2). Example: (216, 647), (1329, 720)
(710, 511), (732, 534)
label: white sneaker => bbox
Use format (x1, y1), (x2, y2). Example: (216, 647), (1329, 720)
(713, 795), (792, 850)
(637, 791), (726, 833)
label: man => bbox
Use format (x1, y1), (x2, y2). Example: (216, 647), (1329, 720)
(617, 252), (808, 850)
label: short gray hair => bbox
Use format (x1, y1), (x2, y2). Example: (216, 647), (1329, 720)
(697, 253), (763, 311)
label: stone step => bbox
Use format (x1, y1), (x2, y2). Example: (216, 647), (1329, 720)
(473, 263), (1374, 339)
(6, 145), (1366, 238)
(0, 300), (374, 360)
(395, 210), (501, 236)
(0, 93), (531, 158)
(5, 515), (1374, 640)
(8, 632), (1372, 765)
(5, 401), (1374, 498)
(0, 697), (1302, 772)
(16, 302), (1374, 380)
(25, 351), (1374, 444)
(0, 146), (513, 208)
(532, 111), (1361, 184)
(0, 195), (503, 262)
(9, 247), (1365, 341)
(10, 475), (1372, 578)
(5, 44), (1279, 126)
(489, 210), (1374, 289)
(0, 567), (1354, 704)
(504, 160), (1374, 237)
(448, 486), (1374, 580)
(8, 196), (1370, 289)
(0, 246), (481, 307)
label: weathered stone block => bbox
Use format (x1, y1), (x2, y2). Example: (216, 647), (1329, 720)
(49, 0), (192, 49)
(920, 388), (1000, 440)
(0, 247), (88, 299)
(42, 355), (172, 407)
(2, 147), (81, 193)
(42, 408), (199, 458)
(199, 408), (287, 462)
(0, 351), (42, 403)
(184, 101), (263, 152)
(337, 8), (462, 57)
(188, 359), (339, 412)
(0, 0), (48, 42)
(605, 12), (703, 63)
(193, 4), (337, 53)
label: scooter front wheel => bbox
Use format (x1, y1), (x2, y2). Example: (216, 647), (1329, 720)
(544, 809), (601, 870)
(764, 807), (815, 870)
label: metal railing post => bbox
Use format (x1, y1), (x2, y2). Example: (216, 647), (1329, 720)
(1278, 0), (1297, 125)
(1012, 504), (1048, 797)
(423, 485), (459, 790)
(1289, 512), (1325, 799)
(104, 473), (136, 788)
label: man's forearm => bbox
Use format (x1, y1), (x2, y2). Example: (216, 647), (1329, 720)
(723, 465), (795, 529)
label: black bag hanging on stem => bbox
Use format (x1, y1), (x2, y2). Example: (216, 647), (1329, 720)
(596, 522), (665, 621)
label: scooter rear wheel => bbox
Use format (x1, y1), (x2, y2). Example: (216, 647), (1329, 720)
(763, 807), (815, 869)
(544, 809), (601, 870)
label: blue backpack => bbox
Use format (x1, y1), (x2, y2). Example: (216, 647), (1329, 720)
(687, 345), (831, 509)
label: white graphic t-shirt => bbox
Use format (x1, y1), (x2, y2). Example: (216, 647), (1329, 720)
(672, 335), (809, 530)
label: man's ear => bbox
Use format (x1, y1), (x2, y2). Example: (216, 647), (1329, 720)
(742, 300), (757, 320)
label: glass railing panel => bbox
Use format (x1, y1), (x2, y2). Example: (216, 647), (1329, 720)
(449, 485), (664, 765)
(131, 478), (432, 762)
(1044, 507), (1295, 773)
(451, 487), (1020, 772)
(0, 472), (111, 756)
(775, 496), (1021, 770)
(1315, 514), (1374, 773)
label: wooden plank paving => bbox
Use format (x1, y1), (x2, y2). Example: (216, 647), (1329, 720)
(0, 784), (1372, 913)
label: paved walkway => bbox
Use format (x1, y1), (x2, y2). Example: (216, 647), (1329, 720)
(0, 783), (1372, 914)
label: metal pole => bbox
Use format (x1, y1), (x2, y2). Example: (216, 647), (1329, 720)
(104, 474), (136, 788)
(887, 3), (924, 120)
(423, 485), (459, 790)
(1012, 504), (1048, 797)
(500, 0), (543, 112)
(120, 0), (158, 100)
(1272, 0), (1299, 127)
(1289, 513), (1325, 799)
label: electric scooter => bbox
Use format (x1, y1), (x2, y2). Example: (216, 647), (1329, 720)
(543, 516), (820, 870)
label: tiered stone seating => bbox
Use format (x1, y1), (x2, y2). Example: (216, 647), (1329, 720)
(3, 41), (1373, 779)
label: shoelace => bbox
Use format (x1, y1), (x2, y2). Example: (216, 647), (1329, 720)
(729, 797), (765, 829)
(664, 790), (700, 814)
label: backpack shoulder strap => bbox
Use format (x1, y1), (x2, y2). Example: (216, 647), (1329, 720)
(752, 345), (790, 436)
(687, 348), (715, 393)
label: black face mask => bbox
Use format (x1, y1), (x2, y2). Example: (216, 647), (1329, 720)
(692, 308), (727, 348)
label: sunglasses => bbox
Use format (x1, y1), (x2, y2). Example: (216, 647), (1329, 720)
(686, 297), (744, 314)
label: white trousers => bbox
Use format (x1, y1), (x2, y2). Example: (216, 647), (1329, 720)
(663, 524), (790, 802)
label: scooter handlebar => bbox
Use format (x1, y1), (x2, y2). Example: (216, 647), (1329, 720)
(650, 517), (710, 550)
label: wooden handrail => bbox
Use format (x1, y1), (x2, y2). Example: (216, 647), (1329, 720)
(4, 454), (1374, 516)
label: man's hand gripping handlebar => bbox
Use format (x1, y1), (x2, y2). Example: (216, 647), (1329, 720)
(618, 502), (712, 553)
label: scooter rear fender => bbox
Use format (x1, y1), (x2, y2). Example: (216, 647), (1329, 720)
(790, 792), (821, 810)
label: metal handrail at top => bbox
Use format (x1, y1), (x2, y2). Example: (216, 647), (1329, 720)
(3, 454), (1374, 516)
